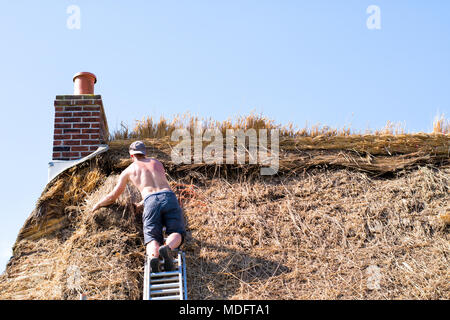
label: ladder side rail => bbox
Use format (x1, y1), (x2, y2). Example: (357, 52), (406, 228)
(143, 256), (149, 300)
(177, 252), (183, 300)
(182, 251), (188, 300)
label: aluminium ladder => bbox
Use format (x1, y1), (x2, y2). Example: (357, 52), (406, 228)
(143, 250), (188, 300)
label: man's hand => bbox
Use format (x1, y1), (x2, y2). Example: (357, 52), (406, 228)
(92, 202), (103, 212)
(133, 199), (144, 214)
(91, 170), (130, 213)
(134, 202), (143, 210)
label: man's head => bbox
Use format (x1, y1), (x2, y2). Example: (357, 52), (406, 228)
(129, 141), (146, 159)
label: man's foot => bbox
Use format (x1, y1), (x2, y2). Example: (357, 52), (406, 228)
(150, 257), (160, 273)
(159, 245), (175, 271)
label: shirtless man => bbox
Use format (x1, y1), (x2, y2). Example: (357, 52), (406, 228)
(92, 141), (186, 273)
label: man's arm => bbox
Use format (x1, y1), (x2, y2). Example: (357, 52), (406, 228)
(133, 198), (145, 214)
(92, 169), (129, 212)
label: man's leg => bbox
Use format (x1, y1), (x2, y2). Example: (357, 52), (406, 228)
(147, 240), (161, 273)
(158, 233), (182, 271)
(159, 191), (186, 271)
(165, 232), (182, 250)
(146, 240), (160, 258)
(142, 194), (165, 273)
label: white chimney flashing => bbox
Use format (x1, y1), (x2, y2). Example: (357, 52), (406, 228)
(48, 144), (109, 182)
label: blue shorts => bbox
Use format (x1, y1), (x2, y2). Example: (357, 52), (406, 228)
(142, 190), (186, 246)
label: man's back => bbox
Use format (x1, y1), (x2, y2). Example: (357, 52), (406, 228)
(127, 157), (171, 198)
(92, 141), (185, 263)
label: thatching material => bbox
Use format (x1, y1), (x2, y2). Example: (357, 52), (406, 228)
(111, 112), (450, 140)
(17, 162), (105, 241)
(107, 133), (449, 177)
(0, 133), (448, 300)
(280, 133), (448, 156)
(184, 168), (449, 299)
(0, 175), (144, 299)
(109, 132), (450, 157)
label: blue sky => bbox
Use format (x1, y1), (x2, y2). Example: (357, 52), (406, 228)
(0, 1), (449, 272)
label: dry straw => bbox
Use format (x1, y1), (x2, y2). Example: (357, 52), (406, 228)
(111, 111), (450, 140)
(0, 113), (448, 300)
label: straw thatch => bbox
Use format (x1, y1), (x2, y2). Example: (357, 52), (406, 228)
(0, 131), (448, 300)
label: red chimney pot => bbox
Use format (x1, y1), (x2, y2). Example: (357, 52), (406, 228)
(73, 72), (97, 95)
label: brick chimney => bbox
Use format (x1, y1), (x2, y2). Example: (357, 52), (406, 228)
(52, 72), (109, 160)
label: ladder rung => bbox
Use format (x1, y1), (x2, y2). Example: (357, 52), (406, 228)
(150, 287), (180, 295)
(151, 270), (181, 277)
(158, 259), (179, 265)
(150, 282), (180, 290)
(150, 276), (179, 284)
(150, 295), (181, 300)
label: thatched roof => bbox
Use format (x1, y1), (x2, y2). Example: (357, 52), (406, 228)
(0, 133), (448, 299)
